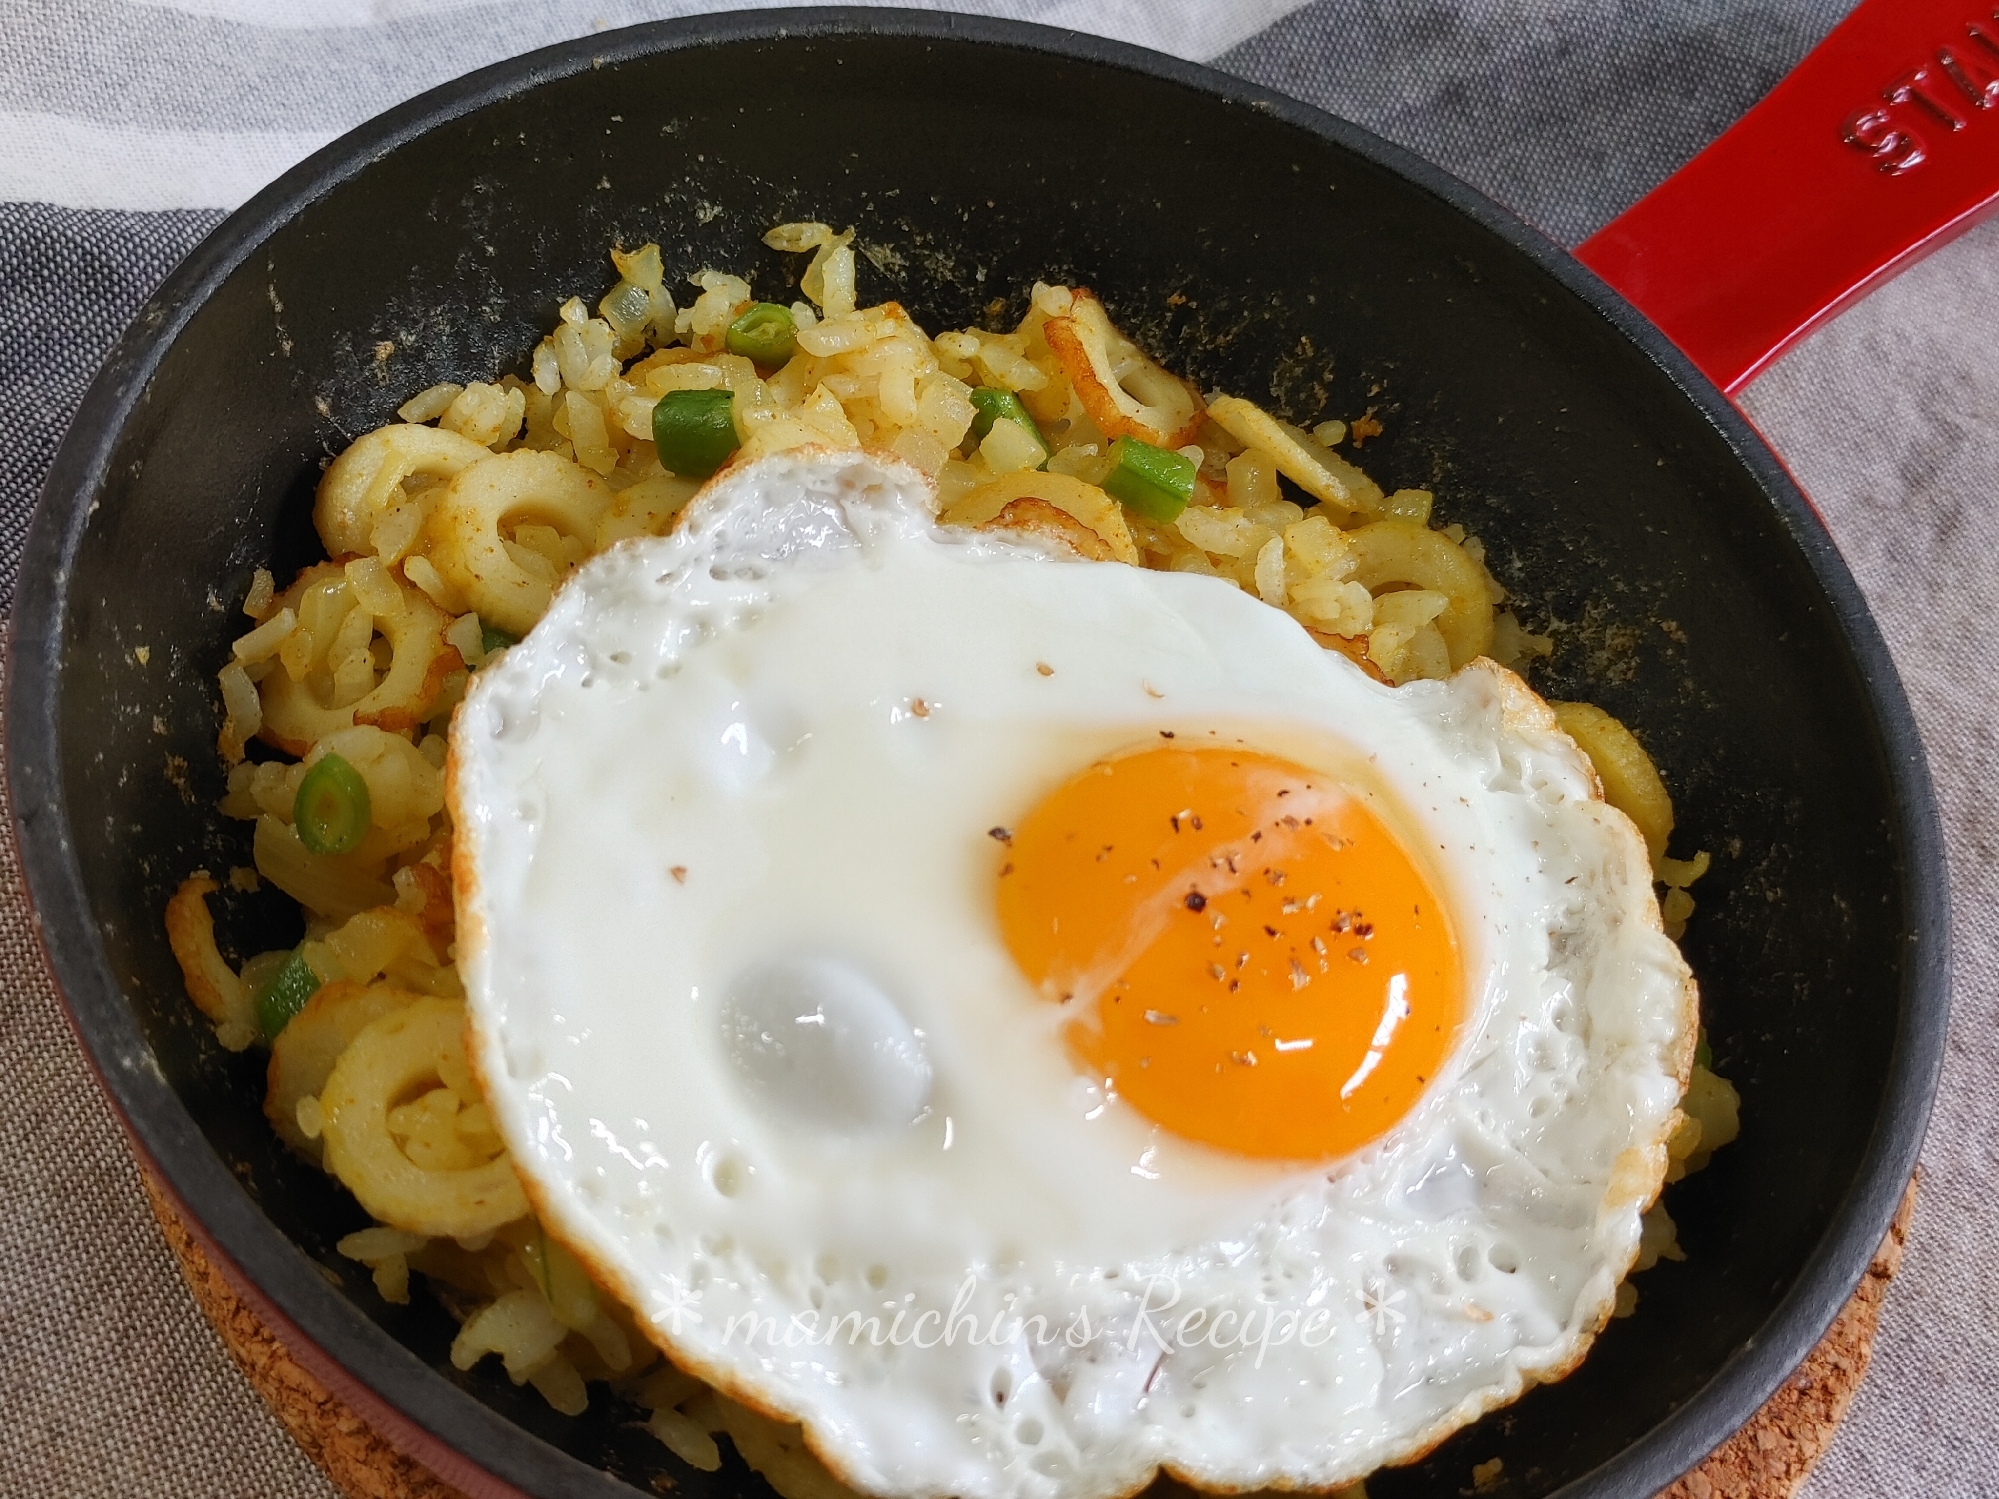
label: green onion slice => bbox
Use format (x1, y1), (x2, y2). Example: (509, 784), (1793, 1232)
(255, 948), (322, 1040)
(968, 386), (1049, 453)
(294, 753), (372, 856)
(479, 622), (517, 658)
(652, 388), (741, 479)
(1102, 435), (1196, 522)
(725, 302), (798, 366)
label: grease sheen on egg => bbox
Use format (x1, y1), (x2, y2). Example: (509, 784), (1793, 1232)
(450, 450), (1695, 1499)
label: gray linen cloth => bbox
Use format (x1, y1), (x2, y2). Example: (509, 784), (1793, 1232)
(2, 2), (1992, 1494)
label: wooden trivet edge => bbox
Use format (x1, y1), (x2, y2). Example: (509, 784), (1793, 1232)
(142, 1170), (1919, 1499)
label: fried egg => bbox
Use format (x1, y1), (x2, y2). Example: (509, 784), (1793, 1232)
(450, 449), (1695, 1499)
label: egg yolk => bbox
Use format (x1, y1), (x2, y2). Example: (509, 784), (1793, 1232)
(996, 744), (1462, 1162)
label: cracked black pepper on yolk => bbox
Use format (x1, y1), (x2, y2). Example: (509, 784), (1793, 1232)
(996, 744), (1462, 1161)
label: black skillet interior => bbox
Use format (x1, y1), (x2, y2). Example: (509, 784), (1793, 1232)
(12, 13), (1943, 1499)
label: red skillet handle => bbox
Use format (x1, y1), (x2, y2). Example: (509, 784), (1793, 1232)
(1578, 0), (1999, 395)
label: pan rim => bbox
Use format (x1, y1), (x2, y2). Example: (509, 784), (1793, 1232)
(4, 8), (1949, 1498)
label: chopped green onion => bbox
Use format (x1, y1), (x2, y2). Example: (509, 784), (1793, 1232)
(725, 302), (797, 366)
(1102, 435), (1196, 522)
(652, 388), (740, 479)
(254, 948), (322, 1040)
(294, 753), (372, 856)
(968, 387), (1048, 454)
(480, 622), (517, 657)
(1695, 1033), (1713, 1070)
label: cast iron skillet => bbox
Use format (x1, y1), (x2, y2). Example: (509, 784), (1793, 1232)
(6, 10), (1949, 1498)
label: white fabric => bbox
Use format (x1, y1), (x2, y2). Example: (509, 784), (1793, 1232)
(0, 112), (340, 212)
(129, 0), (1299, 53)
(8, 0), (1308, 209)
(4, 2), (1993, 1497)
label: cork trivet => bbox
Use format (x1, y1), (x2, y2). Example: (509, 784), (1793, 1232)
(144, 1170), (1918, 1499)
(1656, 1174), (1919, 1499)
(141, 1171), (473, 1499)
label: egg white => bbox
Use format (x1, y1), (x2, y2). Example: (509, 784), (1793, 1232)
(450, 450), (1695, 1499)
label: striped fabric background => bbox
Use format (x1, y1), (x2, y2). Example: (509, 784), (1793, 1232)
(3, 2), (1994, 1495)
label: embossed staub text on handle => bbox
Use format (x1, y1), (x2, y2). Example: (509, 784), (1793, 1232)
(1582, 0), (1999, 390)
(1845, 10), (1999, 173)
